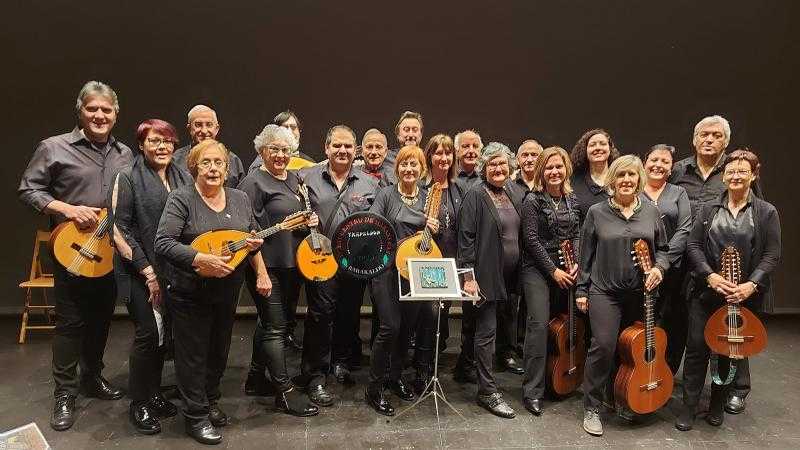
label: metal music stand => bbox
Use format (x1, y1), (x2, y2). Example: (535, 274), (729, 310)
(393, 258), (478, 426)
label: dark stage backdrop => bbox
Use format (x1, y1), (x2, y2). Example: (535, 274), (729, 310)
(2, 1), (797, 313)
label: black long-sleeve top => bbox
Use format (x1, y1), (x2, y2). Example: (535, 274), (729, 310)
(369, 185), (428, 241)
(109, 154), (193, 274)
(639, 183), (692, 269)
(576, 199), (670, 299)
(687, 192), (781, 301)
(154, 185), (259, 299)
(424, 179), (466, 259)
(521, 191), (582, 276)
(570, 170), (608, 220)
(237, 169), (308, 268)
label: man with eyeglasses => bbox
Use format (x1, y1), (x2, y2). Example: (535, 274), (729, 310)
(295, 125), (379, 406)
(19, 81), (132, 431)
(173, 104), (245, 188)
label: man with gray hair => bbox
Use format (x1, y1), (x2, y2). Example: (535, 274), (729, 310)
(514, 139), (544, 193)
(173, 105), (245, 188)
(19, 81), (132, 431)
(454, 129), (483, 191)
(359, 128), (397, 188)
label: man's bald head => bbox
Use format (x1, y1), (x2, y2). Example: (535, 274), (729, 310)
(186, 104), (220, 144)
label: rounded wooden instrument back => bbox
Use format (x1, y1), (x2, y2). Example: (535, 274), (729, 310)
(614, 323), (674, 414)
(395, 233), (443, 279)
(296, 235), (337, 281)
(50, 210), (114, 278)
(190, 229), (251, 270)
(704, 305), (767, 358)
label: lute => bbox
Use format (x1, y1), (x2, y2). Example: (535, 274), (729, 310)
(50, 208), (114, 277)
(295, 182), (338, 281)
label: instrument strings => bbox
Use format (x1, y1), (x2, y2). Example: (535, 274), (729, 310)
(68, 214), (109, 274)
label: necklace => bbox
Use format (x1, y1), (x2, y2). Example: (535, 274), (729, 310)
(398, 185), (419, 207)
(550, 195), (562, 211)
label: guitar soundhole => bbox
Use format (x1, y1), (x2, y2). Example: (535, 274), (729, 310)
(725, 313), (744, 329)
(643, 346), (656, 363)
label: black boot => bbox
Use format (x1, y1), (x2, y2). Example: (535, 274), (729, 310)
(208, 403), (229, 427)
(707, 387), (726, 427)
(276, 387), (319, 417)
(387, 379), (415, 401)
(675, 403), (696, 431)
(50, 393), (76, 431)
(148, 392), (178, 418)
(130, 401), (161, 435)
(366, 381), (395, 416)
(81, 375), (124, 400)
(185, 418), (222, 445)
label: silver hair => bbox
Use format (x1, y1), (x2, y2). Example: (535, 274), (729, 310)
(693, 115), (731, 148)
(362, 128), (387, 145)
(253, 124), (298, 153)
(187, 104), (219, 124)
(517, 139), (543, 154)
(477, 142), (517, 174)
(454, 129), (483, 150)
(75, 81), (119, 114)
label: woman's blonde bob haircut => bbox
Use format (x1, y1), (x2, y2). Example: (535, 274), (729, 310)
(531, 146), (574, 194)
(603, 154), (646, 197)
(187, 139), (230, 178)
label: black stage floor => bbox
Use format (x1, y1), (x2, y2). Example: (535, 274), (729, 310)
(1, 315), (799, 449)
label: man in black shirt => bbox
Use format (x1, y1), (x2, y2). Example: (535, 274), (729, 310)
(514, 139), (543, 194)
(454, 130), (483, 191)
(173, 105), (245, 188)
(385, 111), (424, 169)
(19, 81), (132, 431)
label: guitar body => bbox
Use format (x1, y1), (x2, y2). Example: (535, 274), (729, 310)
(190, 229), (252, 271)
(704, 305), (767, 358)
(296, 234), (338, 281)
(614, 321), (674, 414)
(50, 209), (114, 278)
(546, 313), (586, 396)
(395, 233), (443, 279)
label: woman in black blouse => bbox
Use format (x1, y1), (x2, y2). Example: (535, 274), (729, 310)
(676, 149), (781, 431)
(640, 144), (692, 374)
(460, 142), (526, 419)
(110, 119), (192, 435)
(575, 155), (669, 436)
(569, 129), (620, 219)
(519, 146), (581, 416)
(238, 124), (319, 417)
(366, 145), (439, 416)
(155, 140), (269, 445)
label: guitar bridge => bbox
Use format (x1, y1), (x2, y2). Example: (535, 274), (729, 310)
(716, 335), (755, 343)
(566, 367), (577, 375)
(71, 243), (102, 262)
(639, 380), (662, 391)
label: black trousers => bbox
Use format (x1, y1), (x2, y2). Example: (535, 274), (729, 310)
(457, 294), (517, 372)
(52, 265), (116, 396)
(245, 267), (298, 392)
(581, 290), (643, 410)
(456, 301), (477, 370)
(495, 292), (519, 358)
(657, 266), (690, 374)
(300, 273), (366, 387)
(126, 273), (168, 402)
(474, 301), (500, 395)
(168, 283), (238, 421)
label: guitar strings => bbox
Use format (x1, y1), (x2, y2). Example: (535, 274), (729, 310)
(68, 214), (109, 274)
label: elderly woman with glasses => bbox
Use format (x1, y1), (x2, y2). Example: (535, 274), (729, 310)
(237, 124), (319, 417)
(155, 139), (268, 445)
(575, 155), (669, 436)
(459, 142), (526, 419)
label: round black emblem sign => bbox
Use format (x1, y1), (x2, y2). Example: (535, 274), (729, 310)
(332, 212), (397, 279)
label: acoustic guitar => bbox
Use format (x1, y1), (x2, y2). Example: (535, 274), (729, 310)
(50, 208), (114, 278)
(613, 238), (673, 414)
(395, 182), (443, 279)
(191, 211), (309, 276)
(546, 239), (586, 396)
(704, 246), (767, 359)
(295, 183), (338, 281)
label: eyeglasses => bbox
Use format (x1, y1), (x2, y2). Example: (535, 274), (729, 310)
(198, 159), (227, 170)
(266, 145), (291, 155)
(146, 137), (175, 147)
(724, 169), (752, 177)
(487, 161), (509, 169)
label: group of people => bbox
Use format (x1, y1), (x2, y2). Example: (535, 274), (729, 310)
(18, 81), (781, 444)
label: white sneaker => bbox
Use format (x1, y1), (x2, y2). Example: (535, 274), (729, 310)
(583, 409), (603, 436)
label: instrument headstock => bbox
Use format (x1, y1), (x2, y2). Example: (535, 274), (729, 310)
(631, 239), (653, 274)
(558, 240), (576, 269)
(425, 182), (444, 219)
(720, 246), (742, 284)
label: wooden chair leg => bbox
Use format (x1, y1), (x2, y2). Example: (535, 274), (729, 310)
(19, 289), (31, 344)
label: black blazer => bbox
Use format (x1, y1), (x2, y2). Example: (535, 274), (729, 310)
(457, 179), (525, 302)
(687, 193), (781, 308)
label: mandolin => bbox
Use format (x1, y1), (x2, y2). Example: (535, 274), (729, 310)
(295, 183), (338, 281)
(395, 182), (444, 279)
(546, 239), (586, 397)
(191, 211), (309, 276)
(704, 246), (767, 359)
(50, 208), (114, 277)
(613, 238), (673, 414)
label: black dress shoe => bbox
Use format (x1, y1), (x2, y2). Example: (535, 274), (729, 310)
(148, 392), (178, 418)
(285, 333), (303, 351)
(276, 387), (319, 417)
(706, 388), (726, 427)
(333, 363), (355, 385)
(387, 379), (415, 401)
(477, 393), (516, 419)
(208, 403), (229, 427)
(50, 394), (76, 431)
(81, 375), (124, 400)
(725, 394), (746, 414)
(675, 404), (696, 431)
(130, 401), (161, 435)
(498, 354), (525, 375)
(365, 384), (395, 416)
(452, 366), (478, 384)
(185, 419), (222, 445)
(523, 398), (543, 416)
(245, 371), (276, 397)
(307, 384), (334, 407)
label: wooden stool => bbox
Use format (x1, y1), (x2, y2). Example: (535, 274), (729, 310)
(18, 230), (55, 344)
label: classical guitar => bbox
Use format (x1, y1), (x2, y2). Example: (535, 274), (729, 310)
(395, 182), (444, 279)
(50, 208), (114, 278)
(704, 246), (767, 359)
(613, 238), (673, 414)
(546, 239), (586, 397)
(191, 211), (309, 276)
(295, 183), (338, 281)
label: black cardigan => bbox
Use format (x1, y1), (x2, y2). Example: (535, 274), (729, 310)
(687, 193), (781, 307)
(457, 179), (526, 302)
(520, 191), (582, 276)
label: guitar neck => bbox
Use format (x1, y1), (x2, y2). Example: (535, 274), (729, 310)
(643, 290), (655, 350)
